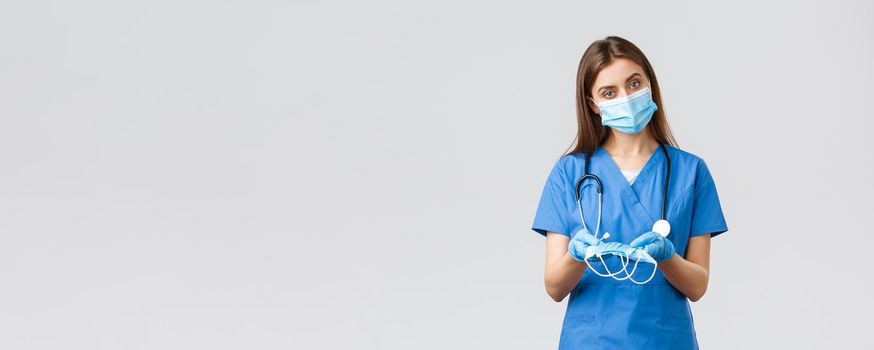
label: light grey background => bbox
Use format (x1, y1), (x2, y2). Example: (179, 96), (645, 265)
(0, 0), (871, 349)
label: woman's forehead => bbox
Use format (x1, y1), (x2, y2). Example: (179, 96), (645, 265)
(593, 58), (646, 89)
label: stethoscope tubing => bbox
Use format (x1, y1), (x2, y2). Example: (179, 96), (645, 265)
(574, 143), (671, 236)
(574, 143), (671, 285)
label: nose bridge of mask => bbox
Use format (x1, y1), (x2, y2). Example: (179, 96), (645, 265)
(597, 86), (650, 109)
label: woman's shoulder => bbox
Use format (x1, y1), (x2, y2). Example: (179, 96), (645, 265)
(541, 153), (587, 188)
(665, 145), (708, 169)
(557, 152), (587, 166)
(546, 153), (577, 173)
(664, 145), (721, 189)
(553, 152), (590, 176)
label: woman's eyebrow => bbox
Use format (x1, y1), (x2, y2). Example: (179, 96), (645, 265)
(597, 73), (643, 92)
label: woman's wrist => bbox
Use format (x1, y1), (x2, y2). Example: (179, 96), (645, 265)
(657, 253), (681, 270)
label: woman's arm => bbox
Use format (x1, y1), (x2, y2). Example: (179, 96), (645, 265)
(658, 234), (711, 302)
(544, 232), (588, 302)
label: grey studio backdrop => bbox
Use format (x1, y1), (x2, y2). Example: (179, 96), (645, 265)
(0, 1), (871, 349)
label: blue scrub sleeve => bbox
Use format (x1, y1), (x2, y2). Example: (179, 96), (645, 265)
(690, 159), (729, 238)
(532, 158), (573, 238)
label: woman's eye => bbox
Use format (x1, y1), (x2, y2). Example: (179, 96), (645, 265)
(630, 81), (640, 89)
(603, 91), (613, 98)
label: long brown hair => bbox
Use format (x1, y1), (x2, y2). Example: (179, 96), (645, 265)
(564, 36), (678, 157)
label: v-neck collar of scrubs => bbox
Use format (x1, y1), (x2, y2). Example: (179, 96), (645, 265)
(593, 145), (665, 224)
(594, 145), (662, 190)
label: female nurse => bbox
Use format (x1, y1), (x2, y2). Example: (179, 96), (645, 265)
(531, 36), (729, 349)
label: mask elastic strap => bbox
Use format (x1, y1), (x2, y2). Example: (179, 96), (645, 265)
(601, 253), (631, 281)
(583, 246), (610, 277)
(595, 251), (630, 278)
(584, 258), (615, 277)
(627, 251), (659, 285)
(610, 255), (634, 281)
(584, 248), (628, 278)
(612, 251), (642, 281)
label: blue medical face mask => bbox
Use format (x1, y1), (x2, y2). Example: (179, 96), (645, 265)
(595, 86), (658, 135)
(582, 232), (659, 284)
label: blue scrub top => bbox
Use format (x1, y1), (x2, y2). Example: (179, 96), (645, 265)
(531, 145), (728, 349)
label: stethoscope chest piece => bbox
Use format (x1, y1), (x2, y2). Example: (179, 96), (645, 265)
(652, 219), (671, 237)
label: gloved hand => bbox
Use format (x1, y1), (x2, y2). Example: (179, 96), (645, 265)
(567, 228), (600, 263)
(629, 231), (676, 262)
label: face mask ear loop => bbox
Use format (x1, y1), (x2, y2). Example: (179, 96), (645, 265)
(584, 257), (615, 277)
(607, 253), (626, 281)
(628, 263), (657, 285)
(585, 250), (625, 278)
(628, 252), (658, 285)
(613, 252), (641, 281)
(583, 246), (615, 277)
(597, 251), (630, 278)
(610, 254), (631, 281)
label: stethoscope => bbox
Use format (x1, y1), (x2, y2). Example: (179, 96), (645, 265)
(573, 143), (672, 284)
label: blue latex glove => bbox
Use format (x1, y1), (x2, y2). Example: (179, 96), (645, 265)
(567, 228), (600, 263)
(629, 231), (676, 262)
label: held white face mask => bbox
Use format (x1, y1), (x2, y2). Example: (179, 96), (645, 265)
(583, 234), (658, 285)
(595, 86), (658, 135)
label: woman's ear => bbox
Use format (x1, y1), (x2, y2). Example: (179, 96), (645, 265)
(587, 97), (600, 115)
